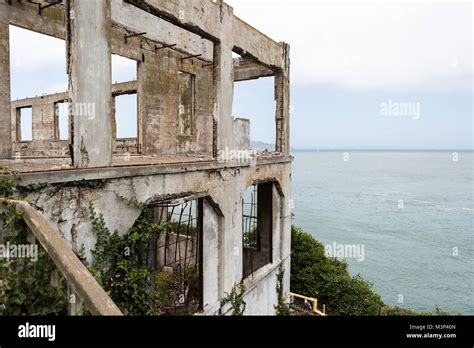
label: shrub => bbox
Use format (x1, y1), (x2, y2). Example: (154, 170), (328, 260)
(290, 226), (456, 316)
(0, 204), (68, 315)
(290, 226), (383, 315)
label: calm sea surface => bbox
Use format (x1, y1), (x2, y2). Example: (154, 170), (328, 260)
(291, 151), (473, 314)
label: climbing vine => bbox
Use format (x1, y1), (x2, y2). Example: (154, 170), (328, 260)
(0, 174), (109, 316)
(88, 202), (200, 316)
(0, 173), (204, 316)
(274, 266), (291, 316)
(0, 175), (68, 315)
(220, 282), (246, 316)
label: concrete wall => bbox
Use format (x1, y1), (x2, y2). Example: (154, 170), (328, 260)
(1, 1), (214, 159)
(10, 83), (140, 157)
(0, 0), (291, 161)
(0, 0), (292, 315)
(233, 118), (250, 151)
(140, 48), (214, 156)
(0, 11), (11, 159)
(22, 160), (291, 315)
(11, 93), (69, 157)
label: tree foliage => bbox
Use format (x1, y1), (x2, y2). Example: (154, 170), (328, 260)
(291, 226), (383, 316)
(290, 226), (455, 316)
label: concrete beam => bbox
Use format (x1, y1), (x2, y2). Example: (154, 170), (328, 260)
(0, 14), (11, 158)
(123, 0), (286, 69)
(11, 156), (291, 185)
(2, 0), (66, 40)
(111, 81), (138, 96)
(67, 0), (113, 168)
(111, 0), (213, 62)
(0, 198), (123, 316)
(10, 81), (137, 106)
(234, 59), (274, 82)
(231, 16), (285, 70)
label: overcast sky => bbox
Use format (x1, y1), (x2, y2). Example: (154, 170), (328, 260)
(9, 0), (473, 149)
(229, 0), (473, 149)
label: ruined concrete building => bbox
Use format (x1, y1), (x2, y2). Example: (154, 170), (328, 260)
(0, 0), (291, 315)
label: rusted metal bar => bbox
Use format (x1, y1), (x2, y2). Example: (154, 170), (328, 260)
(39, 0), (62, 15)
(155, 43), (177, 51)
(181, 54), (201, 61)
(125, 32), (147, 43)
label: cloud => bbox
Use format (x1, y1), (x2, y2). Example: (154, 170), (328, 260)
(9, 26), (139, 99)
(9, 25), (68, 99)
(226, 0), (472, 93)
(8, 1), (472, 95)
(112, 55), (137, 84)
(9, 25), (66, 71)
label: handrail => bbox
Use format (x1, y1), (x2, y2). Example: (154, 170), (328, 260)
(288, 291), (327, 316)
(0, 198), (123, 316)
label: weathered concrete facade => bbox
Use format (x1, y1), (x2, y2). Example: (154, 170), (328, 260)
(0, 0), (291, 316)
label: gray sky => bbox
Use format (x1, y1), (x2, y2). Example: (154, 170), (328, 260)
(229, 0), (473, 150)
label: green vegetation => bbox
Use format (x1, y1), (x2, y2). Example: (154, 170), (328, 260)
(0, 175), (68, 315)
(0, 202), (68, 315)
(0, 171), (456, 317)
(290, 225), (456, 316)
(89, 204), (201, 316)
(220, 282), (246, 316)
(291, 226), (383, 315)
(275, 266), (291, 316)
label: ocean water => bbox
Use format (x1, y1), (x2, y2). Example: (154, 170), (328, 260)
(291, 151), (474, 314)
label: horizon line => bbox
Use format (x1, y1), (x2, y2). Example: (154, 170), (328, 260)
(291, 148), (474, 152)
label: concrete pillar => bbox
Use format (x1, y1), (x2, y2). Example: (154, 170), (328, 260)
(212, 6), (234, 155)
(281, 166), (292, 300)
(0, 14), (12, 159)
(275, 43), (290, 155)
(212, 5), (239, 298)
(67, 0), (113, 168)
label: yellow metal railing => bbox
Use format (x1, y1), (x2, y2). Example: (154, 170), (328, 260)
(288, 292), (327, 316)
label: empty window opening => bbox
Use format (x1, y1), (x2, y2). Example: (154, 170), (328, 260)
(114, 93), (138, 139)
(242, 183), (273, 279)
(9, 25), (68, 100)
(149, 198), (203, 314)
(233, 77), (276, 151)
(178, 71), (195, 136)
(233, 50), (276, 151)
(112, 54), (137, 84)
(17, 107), (33, 142)
(55, 101), (69, 141)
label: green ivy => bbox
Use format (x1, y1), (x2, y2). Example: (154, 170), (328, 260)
(0, 203), (68, 315)
(220, 282), (246, 316)
(274, 266), (291, 316)
(0, 175), (95, 316)
(89, 204), (201, 316)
